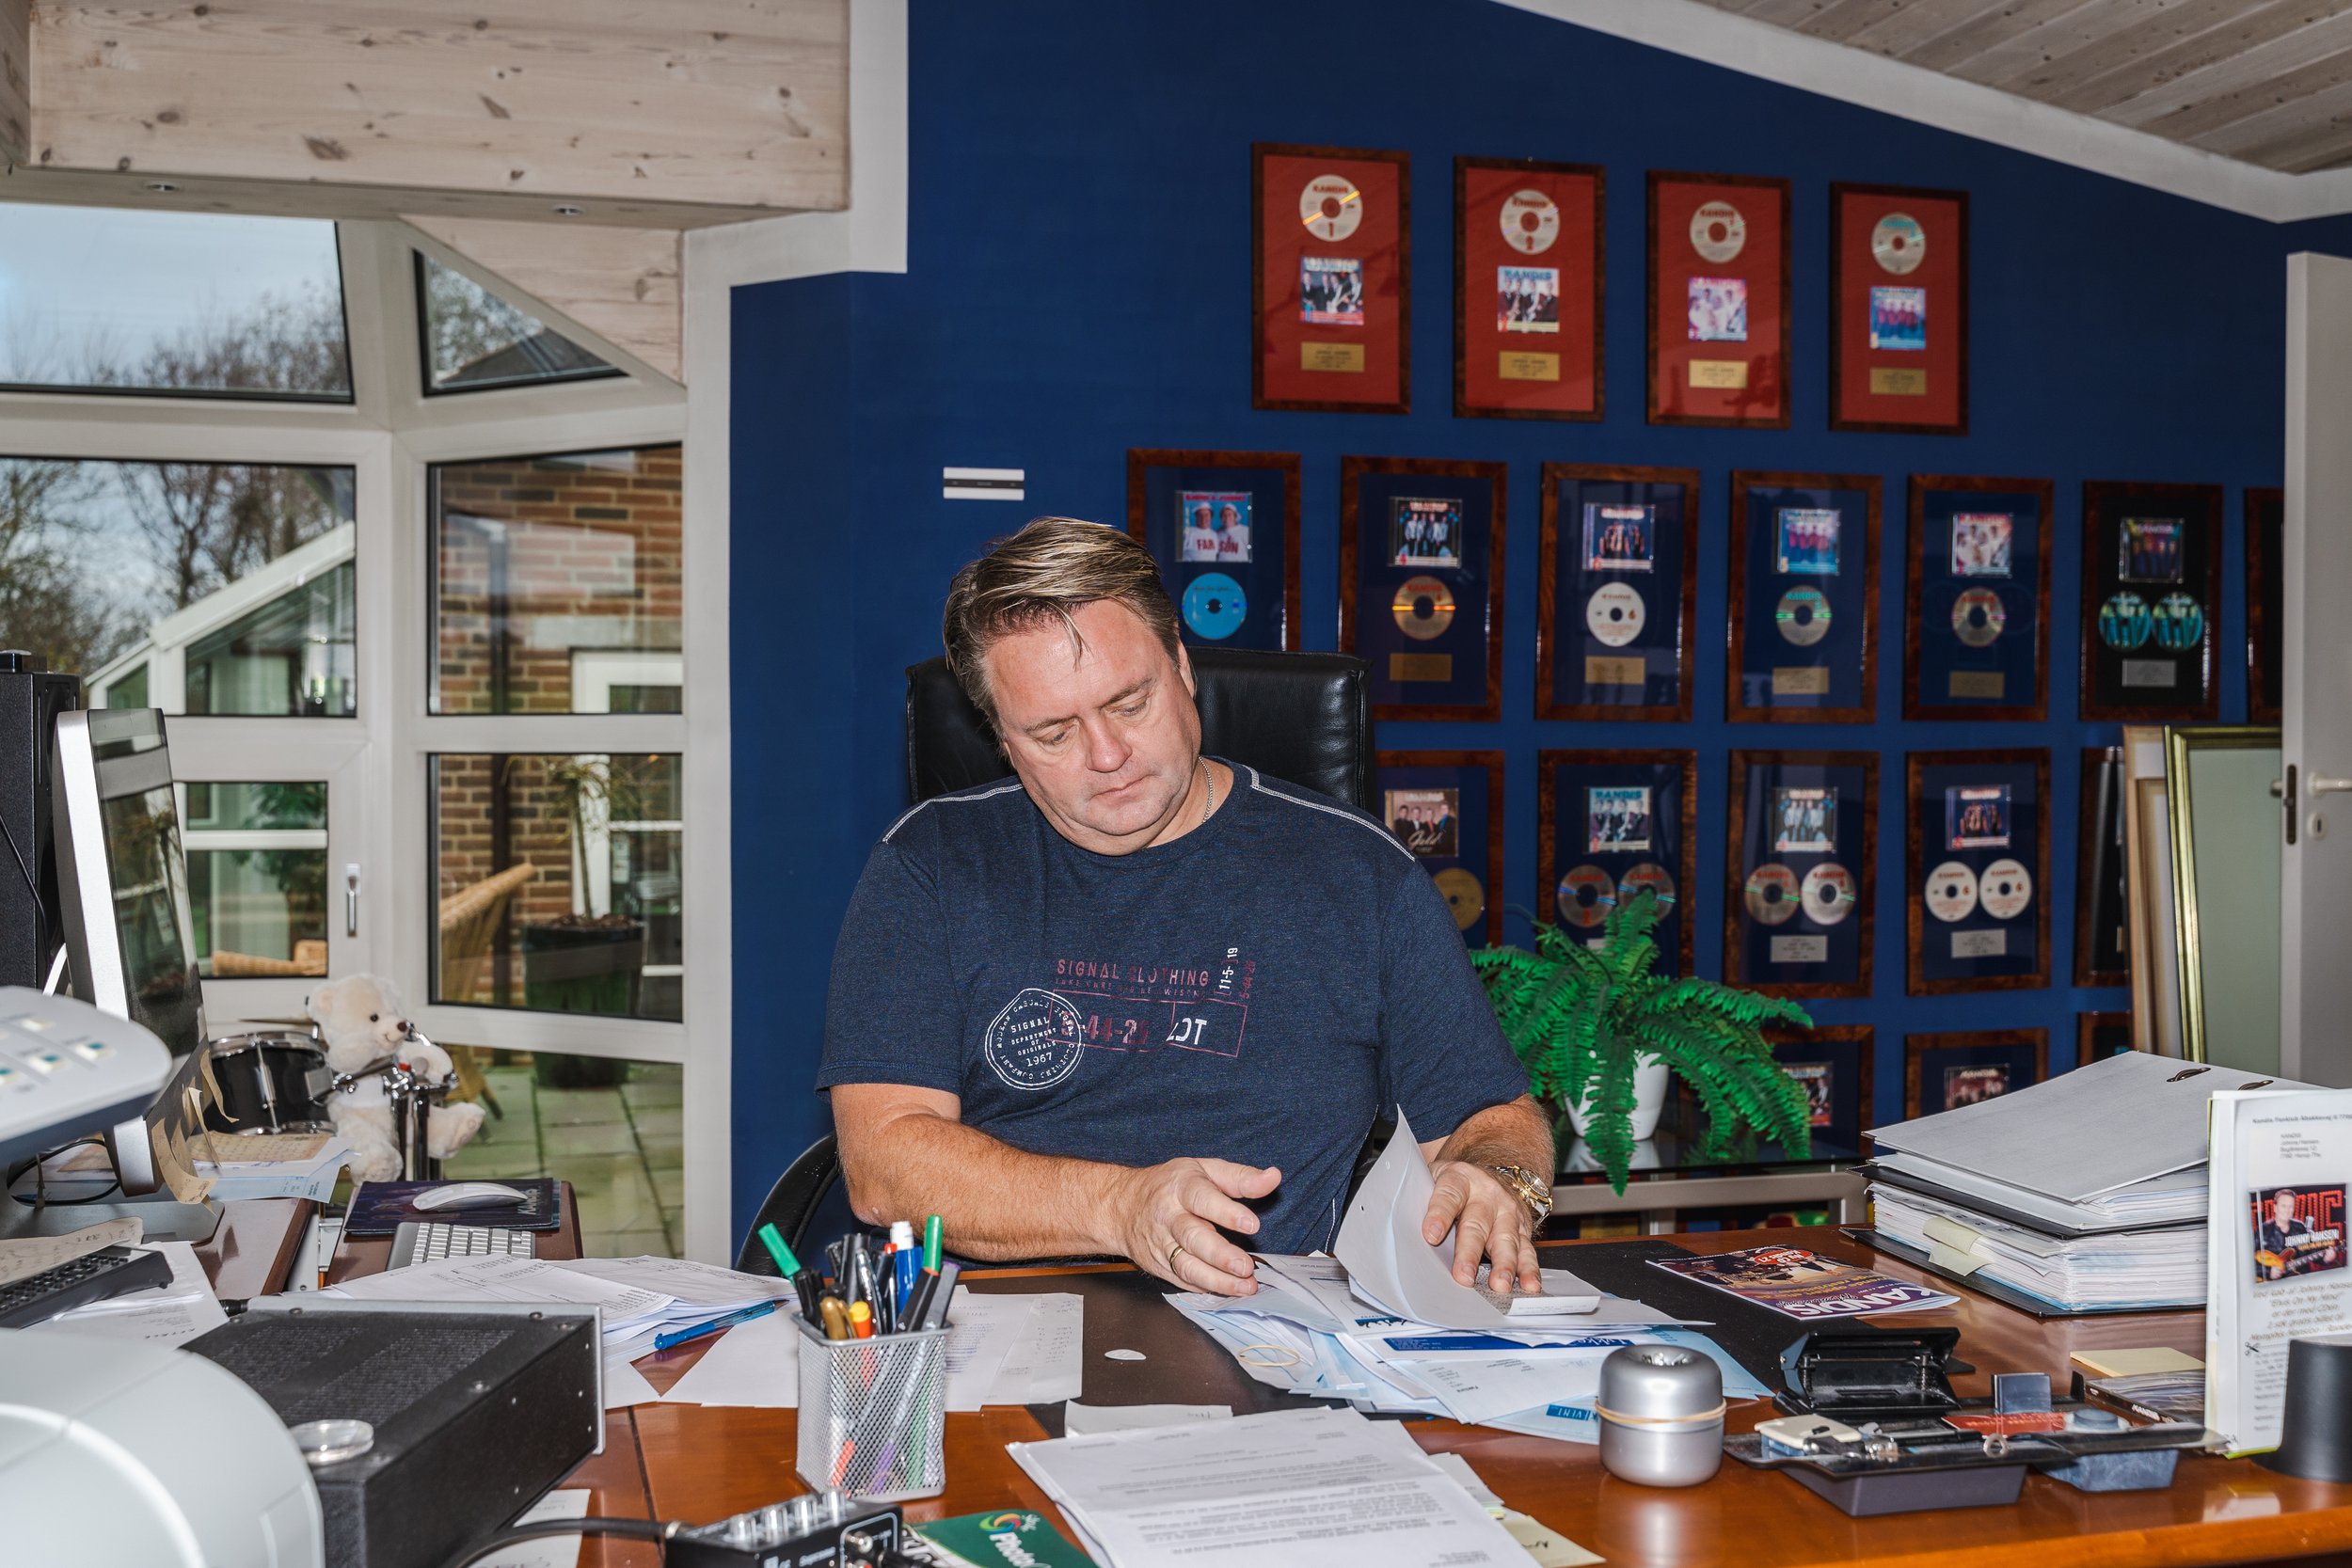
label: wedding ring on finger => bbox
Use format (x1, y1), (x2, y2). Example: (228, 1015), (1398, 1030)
(1168, 1242), (1187, 1275)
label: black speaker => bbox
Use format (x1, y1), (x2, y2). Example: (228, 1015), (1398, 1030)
(0, 652), (83, 990)
(2258, 1335), (2352, 1482)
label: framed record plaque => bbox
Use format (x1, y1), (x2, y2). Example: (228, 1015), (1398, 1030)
(1340, 456), (1505, 721)
(1537, 465), (1697, 722)
(2075, 745), (2129, 988)
(1829, 182), (1968, 435)
(2248, 485), (2284, 724)
(1253, 143), (1409, 414)
(2081, 480), (2223, 721)
(1728, 471), (1881, 723)
(1648, 170), (1789, 429)
(1725, 750), (1877, 999)
(1455, 157), (1603, 420)
(1905, 748), (2050, 996)
(2078, 1011), (2137, 1069)
(1765, 1024), (1875, 1158)
(1903, 1030), (2045, 1120)
(1537, 749), (1696, 977)
(1126, 450), (1301, 652)
(1904, 475), (2052, 721)
(1378, 751), (1503, 947)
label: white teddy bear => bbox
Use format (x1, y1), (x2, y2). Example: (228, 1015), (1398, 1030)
(307, 974), (485, 1183)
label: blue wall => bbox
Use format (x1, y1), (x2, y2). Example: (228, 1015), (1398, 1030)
(728, 0), (2312, 1232)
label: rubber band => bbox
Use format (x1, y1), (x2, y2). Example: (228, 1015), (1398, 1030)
(1237, 1343), (1302, 1368)
(1592, 1401), (1727, 1428)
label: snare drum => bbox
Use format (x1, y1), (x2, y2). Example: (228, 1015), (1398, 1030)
(200, 1032), (336, 1135)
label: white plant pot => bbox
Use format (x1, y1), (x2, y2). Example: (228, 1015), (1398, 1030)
(1564, 1057), (1672, 1143)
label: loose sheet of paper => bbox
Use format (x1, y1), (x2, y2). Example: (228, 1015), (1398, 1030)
(1009, 1405), (1530, 1568)
(0, 1216), (141, 1287)
(326, 1254), (670, 1318)
(990, 1291), (1082, 1402)
(658, 1311), (800, 1408)
(28, 1241), (226, 1347)
(556, 1255), (797, 1307)
(602, 1353), (666, 1411)
(1062, 1402), (1231, 1436)
(196, 1132), (333, 1164)
(469, 1489), (590, 1568)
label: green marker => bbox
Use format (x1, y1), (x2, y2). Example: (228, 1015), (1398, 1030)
(759, 1222), (822, 1327)
(922, 1213), (944, 1271)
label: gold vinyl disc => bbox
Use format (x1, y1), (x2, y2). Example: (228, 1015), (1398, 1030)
(1432, 867), (1486, 931)
(1393, 574), (1456, 641)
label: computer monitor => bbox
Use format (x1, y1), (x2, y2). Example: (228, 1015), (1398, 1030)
(49, 708), (208, 1057)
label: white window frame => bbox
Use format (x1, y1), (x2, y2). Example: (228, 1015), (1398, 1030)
(0, 213), (727, 1261)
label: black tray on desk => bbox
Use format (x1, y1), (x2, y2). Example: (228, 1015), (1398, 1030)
(1842, 1227), (2199, 1320)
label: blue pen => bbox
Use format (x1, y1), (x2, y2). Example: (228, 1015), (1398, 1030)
(890, 1220), (919, 1317)
(653, 1299), (777, 1352)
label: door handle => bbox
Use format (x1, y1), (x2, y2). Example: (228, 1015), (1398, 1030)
(2312, 777), (2352, 795)
(344, 863), (361, 938)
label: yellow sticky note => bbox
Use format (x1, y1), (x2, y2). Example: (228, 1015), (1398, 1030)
(2072, 1347), (2203, 1377)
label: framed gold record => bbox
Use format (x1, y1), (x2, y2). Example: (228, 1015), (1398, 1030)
(1341, 456), (1506, 721)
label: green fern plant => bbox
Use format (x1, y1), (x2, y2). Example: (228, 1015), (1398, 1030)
(1470, 888), (1816, 1195)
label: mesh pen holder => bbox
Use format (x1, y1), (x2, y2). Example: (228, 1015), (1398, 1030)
(794, 1317), (950, 1502)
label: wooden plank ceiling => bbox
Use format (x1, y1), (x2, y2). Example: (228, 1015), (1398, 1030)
(1696, 0), (2352, 174)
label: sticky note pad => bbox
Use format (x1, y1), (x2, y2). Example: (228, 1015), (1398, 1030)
(2070, 1347), (2203, 1378)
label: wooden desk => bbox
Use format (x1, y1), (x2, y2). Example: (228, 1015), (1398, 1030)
(608, 1228), (2352, 1568)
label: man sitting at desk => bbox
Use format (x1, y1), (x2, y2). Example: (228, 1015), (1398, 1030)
(818, 518), (1553, 1300)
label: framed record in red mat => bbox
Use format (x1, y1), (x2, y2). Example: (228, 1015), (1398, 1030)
(1253, 143), (1410, 414)
(1647, 170), (1789, 429)
(1454, 157), (1603, 420)
(1830, 182), (1968, 435)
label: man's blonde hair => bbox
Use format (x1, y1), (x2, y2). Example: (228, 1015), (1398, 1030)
(943, 516), (1183, 730)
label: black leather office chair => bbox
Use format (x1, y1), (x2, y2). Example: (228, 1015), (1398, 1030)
(736, 646), (1376, 1268)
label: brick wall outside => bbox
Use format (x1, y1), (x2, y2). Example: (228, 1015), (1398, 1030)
(430, 445), (683, 1008)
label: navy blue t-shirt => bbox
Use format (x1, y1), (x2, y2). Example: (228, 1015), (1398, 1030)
(817, 762), (1529, 1255)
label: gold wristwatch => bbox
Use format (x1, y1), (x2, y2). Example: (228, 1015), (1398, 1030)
(1487, 1164), (1554, 1227)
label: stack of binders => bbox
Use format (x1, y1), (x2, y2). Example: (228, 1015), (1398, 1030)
(1860, 1052), (2312, 1315)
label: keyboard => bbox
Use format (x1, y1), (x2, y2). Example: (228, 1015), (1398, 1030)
(0, 1243), (173, 1328)
(388, 1221), (537, 1271)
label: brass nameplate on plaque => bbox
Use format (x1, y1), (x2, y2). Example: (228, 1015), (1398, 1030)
(1869, 367), (1928, 396)
(1772, 666), (1832, 696)
(1585, 655), (1646, 687)
(1391, 653), (1454, 683)
(1689, 358), (1748, 389)
(2121, 659), (2177, 689)
(1769, 935), (1828, 964)
(1301, 341), (1365, 373)
(1948, 671), (2006, 700)
(1952, 928), (2007, 959)
(1500, 351), (1560, 382)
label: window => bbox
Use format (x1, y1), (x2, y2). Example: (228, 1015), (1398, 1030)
(183, 782), (328, 977)
(430, 447), (682, 714)
(3, 457), (358, 717)
(418, 255), (618, 395)
(430, 752), (683, 1022)
(0, 204), (350, 400)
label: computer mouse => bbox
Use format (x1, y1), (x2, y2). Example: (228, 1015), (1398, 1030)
(413, 1181), (528, 1212)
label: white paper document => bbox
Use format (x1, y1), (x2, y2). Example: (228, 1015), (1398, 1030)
(602, 1353), (667, 1411)
(28, 1240), (227, 1347)
(943, 1288), (1086, 1408)
(1062, 1402), (1231, 1436)
(2206, 1087), (2352, 1454)
(1336, 1112), (1600, 1331)
(1008, 1405), (1530, 1568)
(658, 1310), (800, 1408)
(471, 1488), (590, 1568)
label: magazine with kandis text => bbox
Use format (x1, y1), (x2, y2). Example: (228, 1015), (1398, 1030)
(2207, 1088), (2352, 1455)
(1648, 1244), (1958, 1321)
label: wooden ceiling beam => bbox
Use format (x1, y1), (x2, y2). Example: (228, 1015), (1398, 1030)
(1899, 0), (2108, 75)
(10, 0), (847, 227)
(404, 213), (682, 383)
(2036, 0), (2352, 117)
(1843, 0), (2012, 59)
(2127, 34), (2352, 144)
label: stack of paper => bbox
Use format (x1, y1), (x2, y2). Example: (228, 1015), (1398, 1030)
(192, 1132), (353, 1203)
(1168, 1254), (1759, 1443)
(1008, 1406), (1543, 1568)
(28, 1240), (228, 1347)
(1858, 1052), (2312, 1312)
(655, 1284), (1083, 1412)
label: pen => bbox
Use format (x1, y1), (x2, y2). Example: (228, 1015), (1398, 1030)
(878, 1243), (899, 1332)
(756, 1222), (824, 1327)
(903, 1267), (940, 1332)
(849, 1300), (875, 1339)
(818, 1294), (850, 1340)
(923, 1214), (944, 1272)
(653, 1299), (776, 1352)
(921, 1259), (961, 1330)
(891, 1219), (920, 1314)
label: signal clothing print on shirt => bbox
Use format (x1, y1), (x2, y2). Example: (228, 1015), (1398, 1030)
(818, 763), (1527, 1255)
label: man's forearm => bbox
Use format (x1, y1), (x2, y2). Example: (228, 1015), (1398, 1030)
(838, 1108), (1135, 1260)
(1432, 1094), (1556, 1182)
